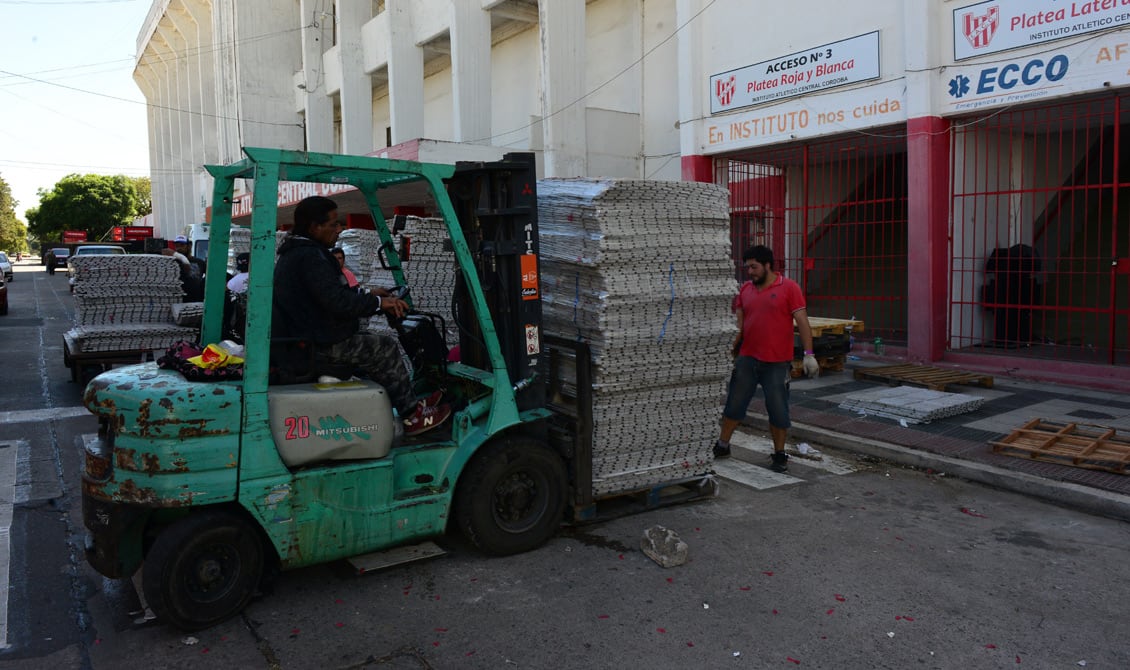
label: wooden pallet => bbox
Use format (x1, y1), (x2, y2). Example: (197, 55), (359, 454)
(853, 364), (994, 391)
(803, 317), (865, 337)
(791, 353), (845, 378)
(990, 419), (1130, 475)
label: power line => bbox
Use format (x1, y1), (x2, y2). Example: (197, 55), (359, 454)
(0, 67), (302, 128)
(0, 0), (140, 4)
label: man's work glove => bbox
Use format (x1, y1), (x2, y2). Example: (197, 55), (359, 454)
(802, 353), (820, 378)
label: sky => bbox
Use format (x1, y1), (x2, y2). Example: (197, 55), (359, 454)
(0, 0), (153, 220)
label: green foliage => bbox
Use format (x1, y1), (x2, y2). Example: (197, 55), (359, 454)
(131, 176), (152, 217)
(0, 174), (28, 254)
(26, 174), (141, 244)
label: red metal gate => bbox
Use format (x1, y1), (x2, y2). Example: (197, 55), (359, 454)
(949, 95), (1130, 365)
(718, 131), (909, 342)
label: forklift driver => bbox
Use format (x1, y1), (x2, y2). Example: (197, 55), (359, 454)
(273, 196), (452, 437)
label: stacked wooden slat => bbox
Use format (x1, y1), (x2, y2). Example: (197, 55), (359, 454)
(839, 386), (985, 423)
(66, 254), (198, 352)
(538, 178), (736, 496)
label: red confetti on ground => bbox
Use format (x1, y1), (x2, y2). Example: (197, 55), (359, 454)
(466, 651), (476, 657)
(821, 636), (827, 640)
(961, 507), (989, 518)
(834, 594), (846, 602)
(597, 615), (610, 619)
(1016, 655), (1022, 664)
(904, 616), (915, 622)
(666, 577), (674, 583)
(686, 642), (695, 647)
(787, 657), (801, 665)
(335, 598), (344, 604)
(895, 536), (905, 541)
(985, 644), (997, 649)
(94, 639), (101, 645)
(695, 527), (701, 531)
(334, 622), (345, 628)
(433, 641), (440, 647)
(826, 609), (835, 615)
(291, 628), (301, 635)
(772, 609), (779, 615)
(762, 571), (774, 576)
(883, 527), (890, 531)
(435, 595), (441, 601)
(470, 578), (478, 582)
(895, 616), (901, 620)
(403, 591), (411, 596)
(202, 648), (210, 654)
(220, 635), (228, 641)
(739, 586), (751, 591)
(656, 628), (667, 634)
(435, 628), (448, 632)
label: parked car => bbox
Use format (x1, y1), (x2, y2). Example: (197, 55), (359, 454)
(67, 245), (128, 288)
(0, 273), (7, 315)
(44, 248), (70, 275)
(0, 251), (12, 281)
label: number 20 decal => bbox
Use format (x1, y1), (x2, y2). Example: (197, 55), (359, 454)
(284, 416), (311, 440)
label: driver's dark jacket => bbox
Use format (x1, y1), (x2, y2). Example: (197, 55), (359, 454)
(273, 235), (381, 345)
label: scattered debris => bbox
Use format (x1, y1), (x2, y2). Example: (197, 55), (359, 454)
(641, 525), (688, 568)
(182, 636), (199, 646)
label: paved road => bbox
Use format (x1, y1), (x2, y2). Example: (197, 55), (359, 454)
(2, 261), (1129, 669)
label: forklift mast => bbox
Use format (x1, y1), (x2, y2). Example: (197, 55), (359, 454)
(447, 153), (544, 413)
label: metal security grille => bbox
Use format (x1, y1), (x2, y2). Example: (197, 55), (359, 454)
(718, 131), (909, 343)
(950, 95), (1130, 365)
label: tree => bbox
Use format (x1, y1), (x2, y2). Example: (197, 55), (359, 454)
(26, 174), (141, 244)
(0, 174), (28, 254)
(131, 176), (152, 217)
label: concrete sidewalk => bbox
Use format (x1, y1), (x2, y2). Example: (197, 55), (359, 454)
(742, 362), (1130, 521)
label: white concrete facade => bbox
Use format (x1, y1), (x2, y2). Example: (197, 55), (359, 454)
(135, 0), (1130, 235)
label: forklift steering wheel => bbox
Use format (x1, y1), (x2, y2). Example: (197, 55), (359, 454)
(385, 284), (412, 331)
(389, 284), (411, 302)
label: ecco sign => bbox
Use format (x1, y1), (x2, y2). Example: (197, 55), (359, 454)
(975, 54), (1069, 93)
(948, 54), (1069, 99)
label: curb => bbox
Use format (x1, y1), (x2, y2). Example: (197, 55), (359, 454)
(743, 414), (1130, 523)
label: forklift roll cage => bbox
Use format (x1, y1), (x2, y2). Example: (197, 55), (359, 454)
(203, 147), (541, 451)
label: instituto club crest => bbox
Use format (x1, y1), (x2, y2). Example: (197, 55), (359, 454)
(716, 75), (736, 107)
(962, 5), (1000, 50)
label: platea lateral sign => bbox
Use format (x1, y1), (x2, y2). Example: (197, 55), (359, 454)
(710, 32), (880, 115)
(954, 0), (1130, 60)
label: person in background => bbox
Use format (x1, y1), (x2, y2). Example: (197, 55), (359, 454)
(273, 196), (451, 437)
(172, 234), (206, 278)
(227, 252), (250, 293)
(331, 247), (359, 288)
(164, 235), (207, 301)
(714, 245), (818, 473)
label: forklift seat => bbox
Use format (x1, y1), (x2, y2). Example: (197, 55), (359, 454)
(268, 338), (355, 385)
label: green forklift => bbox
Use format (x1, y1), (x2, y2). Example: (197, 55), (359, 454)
(80, 148), (580, 630)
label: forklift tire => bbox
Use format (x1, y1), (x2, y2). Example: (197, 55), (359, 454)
(142, 511), (264, 631)
(454, 437), (567, 556)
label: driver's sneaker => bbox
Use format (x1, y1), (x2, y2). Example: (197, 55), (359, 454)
(420, 388), (445, 407)
(403, 402), (452, 437)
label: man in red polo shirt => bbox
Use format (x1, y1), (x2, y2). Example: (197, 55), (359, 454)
(715, 245), (818, 472)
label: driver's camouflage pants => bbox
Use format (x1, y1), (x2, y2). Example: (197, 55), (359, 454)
(315, 331), (415, 416)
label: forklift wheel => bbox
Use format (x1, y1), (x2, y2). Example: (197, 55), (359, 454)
(454, 437), (567, 556)
(142, 511), (264, 631)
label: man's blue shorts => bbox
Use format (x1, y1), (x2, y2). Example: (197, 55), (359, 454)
(722, 357), (791, 429)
